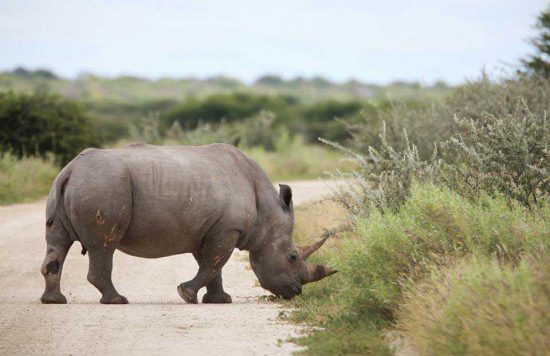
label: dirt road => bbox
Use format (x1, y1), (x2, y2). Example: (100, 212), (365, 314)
(0, 180), (340, 356)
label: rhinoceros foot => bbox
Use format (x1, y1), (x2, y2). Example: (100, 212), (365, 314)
(202, 291), (232, 304)
(100, 294), (128, 304)
(40, 291), (67, 304)
(177, 283), (198, 304)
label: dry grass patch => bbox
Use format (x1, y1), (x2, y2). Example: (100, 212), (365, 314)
(0, 153), (58, 205)
(398, 257), (550, 356)
(293, 198), (348, 245)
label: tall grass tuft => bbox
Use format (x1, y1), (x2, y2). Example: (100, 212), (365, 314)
(399, 257), (550, 355)
(0, 152), (58, 204)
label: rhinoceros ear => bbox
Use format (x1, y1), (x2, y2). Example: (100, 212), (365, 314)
(279, 184), (293, 211)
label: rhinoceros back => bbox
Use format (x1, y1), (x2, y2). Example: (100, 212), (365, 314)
(60, 143), (265, 258)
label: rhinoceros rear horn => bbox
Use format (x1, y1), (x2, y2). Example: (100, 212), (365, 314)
(303, 263), (338, 284)
(298, 237), (328, 260)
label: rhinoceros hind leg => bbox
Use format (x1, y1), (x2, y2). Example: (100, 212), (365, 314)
(87, 248), (128, 304)
(41, 226), (73, 304)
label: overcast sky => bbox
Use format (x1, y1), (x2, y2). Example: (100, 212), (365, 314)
(0, 0), (548, 84)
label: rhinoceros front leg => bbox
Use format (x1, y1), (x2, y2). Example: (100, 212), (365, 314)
(87, 248), (128, 304)
(193, 253), (232, 304)
(178, 231), (239, 304)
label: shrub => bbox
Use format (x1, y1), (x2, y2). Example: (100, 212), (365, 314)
(347, 99), (452, 160)
(347, 74), (550, 162)
(329, 75), (550, 214)
(399, 257), (550, 355)
(321, 126), (439, 216)
(441, 102), (550, 207)
(0, 92), (96, 164)
(446, 74), (550, 122)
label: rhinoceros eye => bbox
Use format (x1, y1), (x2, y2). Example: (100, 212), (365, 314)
(288, 251), (299, 263)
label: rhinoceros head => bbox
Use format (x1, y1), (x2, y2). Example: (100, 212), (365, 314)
(249, 184), (337, 299)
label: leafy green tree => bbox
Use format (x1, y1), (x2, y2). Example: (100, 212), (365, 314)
(522, 5), (550, 77)
(0, 92), (96, 164)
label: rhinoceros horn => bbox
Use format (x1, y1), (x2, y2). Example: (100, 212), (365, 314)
(298, 237), (328, 260)
(302, 263), (338, 284)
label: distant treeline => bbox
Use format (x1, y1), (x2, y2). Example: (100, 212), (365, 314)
(0, 67), (452, 165)
(0, 67), (451, 104)
(0, 89), (393, 156)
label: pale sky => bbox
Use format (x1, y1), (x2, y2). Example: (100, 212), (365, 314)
(0, 0), (548, 84)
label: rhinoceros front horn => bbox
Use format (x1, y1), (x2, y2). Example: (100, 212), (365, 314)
(298, 237), (328, 260)
(302, 263), (338, 284)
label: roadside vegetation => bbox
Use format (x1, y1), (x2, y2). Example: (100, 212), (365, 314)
(288, 58), (550, 354)
(291, 183), (550, 354)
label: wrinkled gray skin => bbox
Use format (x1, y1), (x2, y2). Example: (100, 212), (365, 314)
(40, 143), (336, 304)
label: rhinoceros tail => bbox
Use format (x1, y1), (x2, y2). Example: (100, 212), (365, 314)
(45, 163), (73, 227)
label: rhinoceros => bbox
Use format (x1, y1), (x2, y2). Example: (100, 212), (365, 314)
(40, 143), (336, 304)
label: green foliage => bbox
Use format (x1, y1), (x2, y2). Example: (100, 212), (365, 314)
(399, 257), (550, 355)
(0, 67), (451, 150)
(289, 73), (550, 354)
(290, 184), (550, 354)
(12, 67), (58, 80)
(162, 92), (299, 128)
(164, 92), (372, 146)
(522, 5), (550, 77)
(0, 152), (58, 204)
(0, 92), (96, 165)
(299, 99), (365, 143)
(293, 326), (392, 356)
(344, 185), (548, 321)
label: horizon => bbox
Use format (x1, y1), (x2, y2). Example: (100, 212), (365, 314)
(1, 0), (547, 85)
(2, 65), (455, 87)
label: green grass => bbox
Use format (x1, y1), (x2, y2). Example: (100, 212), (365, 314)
(0, 153), (58, 205)
(292, 326), (392, 356)
(288, 183), (550, 355)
